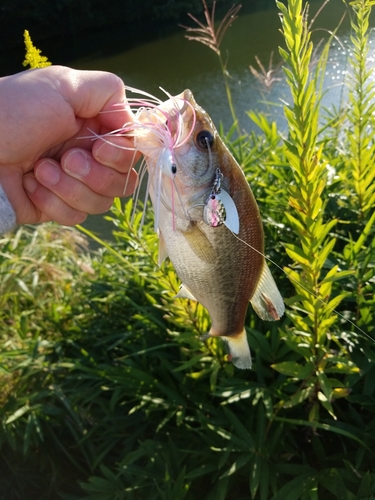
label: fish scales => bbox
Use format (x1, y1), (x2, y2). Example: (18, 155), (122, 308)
(158, 171), (264, 338)
(134, 89), (284, 369)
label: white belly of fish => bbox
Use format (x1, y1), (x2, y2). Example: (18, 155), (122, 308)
(157, 203), (256, 337)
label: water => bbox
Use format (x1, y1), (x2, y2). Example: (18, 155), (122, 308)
(71, 0), (369, 241)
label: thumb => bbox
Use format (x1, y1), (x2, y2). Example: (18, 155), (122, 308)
(56, 66), (133, 129)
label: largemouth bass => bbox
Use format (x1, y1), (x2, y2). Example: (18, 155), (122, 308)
(125, 89), (284, 369)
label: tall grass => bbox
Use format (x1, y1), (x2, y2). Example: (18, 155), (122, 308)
(1, 0), (375, 499)
(181, 0), (242, 140)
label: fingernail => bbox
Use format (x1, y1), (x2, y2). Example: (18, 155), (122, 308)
(95, 141), (120, 164)
(23, 175), (38, 194)
(109, 101), (126, 110)
(36, 161), (60, 186)
(64, 151), (90, 178)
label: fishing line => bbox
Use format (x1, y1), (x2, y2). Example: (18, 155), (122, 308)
(171, 178), (176, 232)
(227, 228), (374, 344)
(170, 176), (190, 222)
(122, 149), (139, 196)
(130, 159), (149, 225)
(154, 162), (163, 231)
(140, 167), (151, 229)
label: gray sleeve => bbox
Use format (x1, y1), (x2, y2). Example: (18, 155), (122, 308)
(0, 184), (16, 234)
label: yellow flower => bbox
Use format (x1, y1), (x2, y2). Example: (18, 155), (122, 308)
(23, 30), (51, 69)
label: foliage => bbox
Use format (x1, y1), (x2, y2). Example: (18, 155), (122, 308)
(276, 0), (352, 422)
(1, 0), (375, 499)
(0, 225), (94, 498)
(22, 30), (51, 69)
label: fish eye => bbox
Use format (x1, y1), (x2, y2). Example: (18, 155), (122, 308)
(196, 130), (214, 150)
(171, 164), (177, 174)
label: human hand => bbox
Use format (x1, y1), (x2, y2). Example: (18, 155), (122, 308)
(0, 65), (139, 226)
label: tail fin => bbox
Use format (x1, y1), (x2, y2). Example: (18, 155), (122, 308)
(222, 329), (252, 369)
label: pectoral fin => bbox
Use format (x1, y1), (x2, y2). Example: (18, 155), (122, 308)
(175, 284), (197, 301)
(158, 231), (168, 266)
(182, 222), (217, 264)
(250, 262), (285, 321)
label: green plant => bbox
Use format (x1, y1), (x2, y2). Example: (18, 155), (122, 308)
(274, 0), (357, 422)
(1, 1), (375, 499)
(0, 225), (94, 499)
(339, 0), (375, 338)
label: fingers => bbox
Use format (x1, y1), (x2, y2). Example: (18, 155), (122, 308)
(61, 135), (140, 198)
(61, 147), (138, 198)
(33, 159), (113, 215)
(24, 139), (138, 224)
(23, 174), (87, 225)
(3, 67), (140, 228)
(92, 135), (141, 172)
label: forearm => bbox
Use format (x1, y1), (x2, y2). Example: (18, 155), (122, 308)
(0, 184), (16, 234)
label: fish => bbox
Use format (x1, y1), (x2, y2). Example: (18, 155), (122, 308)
(107, 88), (285, 369)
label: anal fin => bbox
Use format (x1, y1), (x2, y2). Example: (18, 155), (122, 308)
(250, 262), (285, 321)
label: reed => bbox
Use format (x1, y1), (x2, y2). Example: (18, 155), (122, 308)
(181, 0), (242, 138)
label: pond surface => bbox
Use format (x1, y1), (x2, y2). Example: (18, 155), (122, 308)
(71, 0), (371, 241)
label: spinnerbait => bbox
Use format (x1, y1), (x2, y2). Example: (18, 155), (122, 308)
(203, 168), (227, 228)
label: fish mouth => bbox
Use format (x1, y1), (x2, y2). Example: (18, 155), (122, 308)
(135, 89), (196, 151)
(159, 89), (194, 116)
(156, 90), (196, 145)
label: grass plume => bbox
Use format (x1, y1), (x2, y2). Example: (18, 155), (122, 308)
(181, 0), (242, 137)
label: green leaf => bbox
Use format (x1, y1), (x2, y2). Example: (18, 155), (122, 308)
(250, 454), (261, 498)
(271, 361), (314, 379)
(315, 238), (336, 270)
(222, 406), (255, 448)
(317, 391), (336, 419)
(357, 471), (372, 498)
(220, 453), (252, 479)
(5, 405), (30, 425)
(284, 244), (310, 266)
(272, 473), (315, 500)
(272, 417), (369, 449)
(185, 463), (218, 479)
(283, 385), (316, 409)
